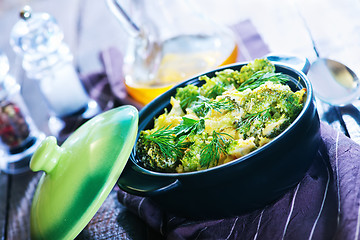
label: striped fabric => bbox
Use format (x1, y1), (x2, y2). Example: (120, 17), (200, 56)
(118, 122), (360, 240)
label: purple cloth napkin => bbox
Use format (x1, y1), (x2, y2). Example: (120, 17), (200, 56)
(117, 122), (360, 240)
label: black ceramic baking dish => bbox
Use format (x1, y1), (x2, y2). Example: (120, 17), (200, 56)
(117, 61), (321, 219)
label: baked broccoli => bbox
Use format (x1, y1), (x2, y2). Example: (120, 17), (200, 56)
(137, 58), (306, 173)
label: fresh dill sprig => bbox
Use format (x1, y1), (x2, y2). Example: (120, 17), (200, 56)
(236, 107), (272, 136)
(192, 96), (236, 118)
(237, 72), (289, 91)
(200, 131), (232, 168)
(143, 117), (205, 160)
(143, 126), (183, 160)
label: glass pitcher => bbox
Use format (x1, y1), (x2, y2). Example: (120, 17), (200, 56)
(106, 0), (238, 105)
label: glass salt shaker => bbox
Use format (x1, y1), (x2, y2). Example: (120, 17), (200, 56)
(9, 6), (99, 125)
(0, 50), (45, 174)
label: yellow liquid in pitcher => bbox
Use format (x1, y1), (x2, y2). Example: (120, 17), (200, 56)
(125, 36), (238, 105)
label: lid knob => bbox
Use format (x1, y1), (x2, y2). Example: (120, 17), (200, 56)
(30, 136), (62, 174)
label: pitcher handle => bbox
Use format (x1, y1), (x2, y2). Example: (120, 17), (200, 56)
(105, 0), (141, 38)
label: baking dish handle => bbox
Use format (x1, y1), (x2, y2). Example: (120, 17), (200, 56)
(117, 161), (180, 197)
(266, 53), (310, 74)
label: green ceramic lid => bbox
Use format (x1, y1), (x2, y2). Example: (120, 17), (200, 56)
(29, 105), (138, 240)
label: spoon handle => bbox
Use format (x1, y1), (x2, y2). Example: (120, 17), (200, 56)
(293, 2), (321, 58)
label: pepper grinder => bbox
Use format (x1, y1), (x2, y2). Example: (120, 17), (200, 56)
(0, 50), (45, 174)
(9, 6), (100, 139)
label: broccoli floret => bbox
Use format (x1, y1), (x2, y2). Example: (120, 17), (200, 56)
(211, 69), (243, 87)
(197, 59), (276, 91)
(179, 134), (207, 172)
(175, 84), (199, 111)
(237, 82), (304, 142)
(199, 75), (227, 99)
(234, 58), (276, 86)
(278, 91), (304, 121)
(136, 131), (179, 172)
(251, 58), (276, 73)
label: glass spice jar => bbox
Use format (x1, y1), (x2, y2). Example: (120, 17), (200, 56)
(0, 102), (30, 151)
(0, 50), (44, 174)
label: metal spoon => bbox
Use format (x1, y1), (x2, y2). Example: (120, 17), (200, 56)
(303, 10), (360, 106)
(269, 9), (360, 106)
(307, 58), (360, 106)
(267, 53), (360, 106)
